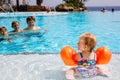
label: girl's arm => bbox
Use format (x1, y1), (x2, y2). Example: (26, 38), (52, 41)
(96, 65), (110, 77)
(74, 53), (81, 61)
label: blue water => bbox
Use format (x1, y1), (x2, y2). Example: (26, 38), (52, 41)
(0, 12), (120, 54)
(87, 6), (120, 11)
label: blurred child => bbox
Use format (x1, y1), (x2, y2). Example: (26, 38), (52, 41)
(0, 26), (13, 42)
(10, 21), (23, 33)
(23, 16), (48, 32)
(0, 27), (8, 37)
(0, 26), (8, 41)
(23, 16), (40, 31)
(65, 32), (109, 80)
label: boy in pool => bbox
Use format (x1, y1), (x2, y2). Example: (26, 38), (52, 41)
(23, 16), (40, 31)
(0, 26), (14, 43)
(0, 27), (8, 37)
(0, 27), (11, 42)
(65, 32), (110, 80)
(10, 21), (23, 33)
(23, 16), (48, 32)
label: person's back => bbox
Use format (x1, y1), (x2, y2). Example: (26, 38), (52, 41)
(101, 8), (107, 12)
(76, 52), (97, 78)
(75, 32), (97, 77)
(66, 32), (110, 80)
(66, 32), (97, 79)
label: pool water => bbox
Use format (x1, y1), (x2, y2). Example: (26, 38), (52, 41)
(0, 12), (120, 54)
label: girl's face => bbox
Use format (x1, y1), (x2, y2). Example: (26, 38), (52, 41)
(78, 39), (85, 51)
(78, 39), (87, 51)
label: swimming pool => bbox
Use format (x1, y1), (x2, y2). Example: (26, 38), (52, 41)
(0, 11), (120, 54)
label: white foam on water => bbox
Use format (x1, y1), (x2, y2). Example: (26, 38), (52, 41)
(0, 54), (119, 80)
(0, 12), (68, 17)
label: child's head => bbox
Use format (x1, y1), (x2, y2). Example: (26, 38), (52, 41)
(26, 16), (35, 26)
(0, 27), (8, 37)
(12, 21), (20, 30)
(78, 32), (96, 52)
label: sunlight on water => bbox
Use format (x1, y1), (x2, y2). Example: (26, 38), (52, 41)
(0, 12), (120, 54)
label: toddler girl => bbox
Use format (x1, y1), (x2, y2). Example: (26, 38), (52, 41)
(66, 32), (97, 79)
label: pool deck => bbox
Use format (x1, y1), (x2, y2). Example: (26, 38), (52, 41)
(0, 53), (120, 80)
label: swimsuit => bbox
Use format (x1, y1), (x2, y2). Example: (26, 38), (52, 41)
(77, 52), (97, 78)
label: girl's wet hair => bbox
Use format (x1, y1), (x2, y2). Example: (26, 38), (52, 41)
(26, 16), (35, 23)
(79, 32), (96, 52)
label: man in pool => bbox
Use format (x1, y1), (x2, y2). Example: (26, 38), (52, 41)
(23, 16), (40, 31)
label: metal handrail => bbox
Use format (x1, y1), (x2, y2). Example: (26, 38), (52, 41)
(8, 3), (14, 12)
(0, 6), (6, 12)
